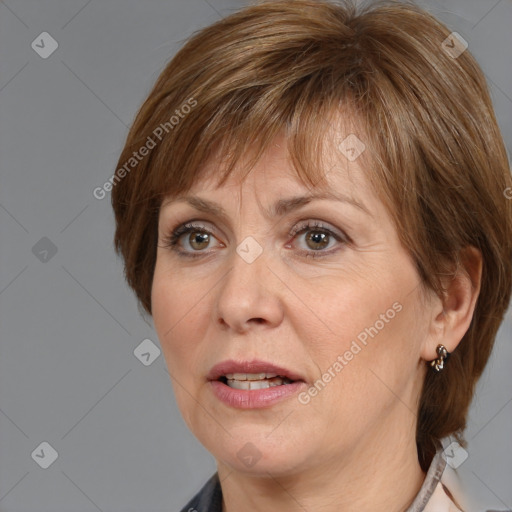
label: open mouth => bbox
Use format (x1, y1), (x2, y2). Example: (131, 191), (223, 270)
(218, 373), (296, 390)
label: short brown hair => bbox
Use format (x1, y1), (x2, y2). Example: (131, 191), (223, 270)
(111, 0), (512, 470)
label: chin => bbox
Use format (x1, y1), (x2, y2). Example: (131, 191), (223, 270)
(211, 435), (310, 476)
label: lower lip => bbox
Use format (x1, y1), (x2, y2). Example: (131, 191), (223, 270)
(209, 380), (307, 409)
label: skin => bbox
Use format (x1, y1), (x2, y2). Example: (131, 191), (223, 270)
(151, 126), (482, 511)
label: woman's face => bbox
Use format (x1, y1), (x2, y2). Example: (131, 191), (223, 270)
(152, 130), (435, 476)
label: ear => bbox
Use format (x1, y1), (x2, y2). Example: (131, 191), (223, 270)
(420, 246), (483, 361)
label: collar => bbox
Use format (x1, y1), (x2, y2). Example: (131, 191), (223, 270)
(406, 448), (463, 511)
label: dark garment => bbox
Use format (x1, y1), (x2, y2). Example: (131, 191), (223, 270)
(179, 448), (451, 512)
(180, 472), (222, 512)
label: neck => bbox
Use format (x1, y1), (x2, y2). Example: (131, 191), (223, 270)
(217, 417), (426, 512)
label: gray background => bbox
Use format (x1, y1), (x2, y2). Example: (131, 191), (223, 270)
(0, 0), (510, 511)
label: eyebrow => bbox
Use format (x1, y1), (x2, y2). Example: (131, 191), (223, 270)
(161, 190), (373, 220)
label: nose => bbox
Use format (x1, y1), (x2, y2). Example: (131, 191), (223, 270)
(213, 242), (285, 334)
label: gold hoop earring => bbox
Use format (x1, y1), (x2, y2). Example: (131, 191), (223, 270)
(430, 344), (450, 372)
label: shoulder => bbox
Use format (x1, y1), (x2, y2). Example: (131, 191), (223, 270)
(179, 472), (223, 512)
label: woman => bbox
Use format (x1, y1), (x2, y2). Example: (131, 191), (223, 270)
(111, 0), (512, 510)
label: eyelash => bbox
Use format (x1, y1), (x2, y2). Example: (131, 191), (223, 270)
(160, 220), (349, 260)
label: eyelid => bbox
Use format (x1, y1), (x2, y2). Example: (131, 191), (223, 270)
(161, 220), (221, 248)
(161, 217), (350, 260)
(288, 218), (348, 241)
(163, 217), (346, 242)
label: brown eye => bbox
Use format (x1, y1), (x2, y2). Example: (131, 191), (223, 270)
(188, 231), (210, 250)
(304, 230), (331, 251)
(161, 222), (222, 258)
(289, 220), (348, 260)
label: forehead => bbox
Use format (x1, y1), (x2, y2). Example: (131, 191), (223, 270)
(160, 129), (376, 222)
(164, 118), (370, 199)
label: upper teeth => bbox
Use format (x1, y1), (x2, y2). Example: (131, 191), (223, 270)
(224, 374), (294, 390)
(224, 373), (279, 380)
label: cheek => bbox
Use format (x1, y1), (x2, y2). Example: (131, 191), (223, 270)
(151, 268), (211, 424)
(309, 276), (401, 343)
(308, 304), (421, 441)
(305, 266), (420, 391)
(151, 269), (175, 343)
(151, 266), (203, 368)
(330, 296), (424, 409)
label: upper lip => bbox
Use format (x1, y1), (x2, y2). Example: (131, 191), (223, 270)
(207, 359), (306, 382)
